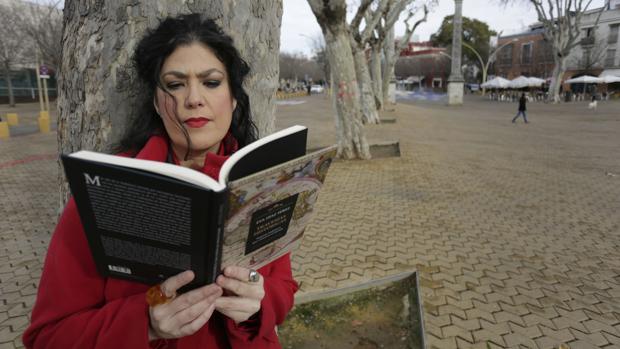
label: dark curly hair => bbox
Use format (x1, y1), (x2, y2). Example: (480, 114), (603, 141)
(117, 14), (258, 157)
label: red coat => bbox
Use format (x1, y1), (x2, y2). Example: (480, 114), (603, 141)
(23, 135), (299, 349)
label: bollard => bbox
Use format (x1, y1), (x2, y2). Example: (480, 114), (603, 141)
(38, 115), (50, 133)
(6, 113), (18, 126)
(40, 110), (49, 118)
(0, 121), (9, 139)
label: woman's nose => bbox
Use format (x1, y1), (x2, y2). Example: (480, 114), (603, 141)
(186, 83), (205, 108)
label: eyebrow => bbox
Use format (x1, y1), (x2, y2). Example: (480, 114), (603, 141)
(162, 69), (225, 79)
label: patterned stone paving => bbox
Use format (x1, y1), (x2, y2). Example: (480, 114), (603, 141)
(0, 132), (58, 349)
(279, 96), (620, 348)
(1, 96), (619, 348)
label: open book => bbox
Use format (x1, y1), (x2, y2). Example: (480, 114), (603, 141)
(61, 125), (336, 290)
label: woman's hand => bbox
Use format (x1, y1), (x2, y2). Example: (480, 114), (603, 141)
(215, 266), (265, 324)
(148, 271), (223, 341)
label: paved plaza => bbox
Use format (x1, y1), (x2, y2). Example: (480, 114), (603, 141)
(1, 95), (619, 348)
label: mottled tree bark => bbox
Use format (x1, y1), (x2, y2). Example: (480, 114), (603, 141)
(370, 0), (415, 110)
(349, 0), (382, 124)
(382, 28), (396, 109)
(308, 0), (370, 160)
(352, 46), (380, 124)
(549, 55), (567, 103)
(369, 44), (383, 111)
(58, 0), (282, 206)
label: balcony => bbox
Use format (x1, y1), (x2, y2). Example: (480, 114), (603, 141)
(580, 36), (595, 46)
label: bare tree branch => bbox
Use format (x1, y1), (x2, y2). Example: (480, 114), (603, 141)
(10, 0), (62, 69)
(0, 2), (35, 106)
(351, 0), (374, 34)
(386, 0), (411, 29)
(359, 0), (389, 43)
(376, 0), (414, 41)
(397, 4), (428, 52)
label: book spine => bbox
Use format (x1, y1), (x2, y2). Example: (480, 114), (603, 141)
(209, 189), (229, 283)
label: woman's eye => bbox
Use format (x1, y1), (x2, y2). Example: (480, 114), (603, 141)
(204, 80), (221, 88)
(166, 82), (183, 90)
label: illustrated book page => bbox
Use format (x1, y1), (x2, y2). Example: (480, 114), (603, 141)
(220, 145), (337, 270)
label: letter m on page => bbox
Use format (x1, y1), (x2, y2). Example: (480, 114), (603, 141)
(84, 173), (101, 186)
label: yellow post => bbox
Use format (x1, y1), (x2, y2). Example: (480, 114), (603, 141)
(38, 113), (50, 133)
(6, 113), (19, 126)
(0, 121), (9, 139)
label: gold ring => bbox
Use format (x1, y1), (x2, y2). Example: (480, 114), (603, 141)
(248, 269), (260, 283)
(146, 284), (174, 307)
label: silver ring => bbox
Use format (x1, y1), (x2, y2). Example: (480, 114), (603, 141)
(248, 269), (259, 283)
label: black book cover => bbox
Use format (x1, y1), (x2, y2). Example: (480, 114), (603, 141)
(62, 155), (223, 289)
(60, 126), (335, 291)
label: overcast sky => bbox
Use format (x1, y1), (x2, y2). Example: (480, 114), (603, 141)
(281, 0), (607, 57)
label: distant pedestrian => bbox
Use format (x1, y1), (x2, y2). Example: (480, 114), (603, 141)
(512, 93), (528, 124)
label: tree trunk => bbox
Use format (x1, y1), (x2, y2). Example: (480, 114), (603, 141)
(352, 46), (380, 124)
(326, 29), (371, 159)
(381, 28), (395, 109)
(307, 0), (370, 160)
(549, 55), (567, 103)
(58, 0), (282, 207)
(216, 2), (282, 137)
(369, 44), (383, 111)
(3, 63), (15, 107)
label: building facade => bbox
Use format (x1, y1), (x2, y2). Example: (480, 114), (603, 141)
(565, 0), (620, 79)
(495, 0), (620, 89)
(395, 42), (451, 90)
(496, 28), (555, 79)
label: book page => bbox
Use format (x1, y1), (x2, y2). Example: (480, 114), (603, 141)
(220, 146), (337, 270)
(70, 151), (224, 191)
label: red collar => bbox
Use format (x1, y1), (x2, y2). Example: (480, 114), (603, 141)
(133, 133), (238, 181)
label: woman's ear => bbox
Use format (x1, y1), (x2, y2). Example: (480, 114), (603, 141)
(153, 95), (160, 116)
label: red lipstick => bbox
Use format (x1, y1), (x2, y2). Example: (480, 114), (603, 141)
(185, 117), (209, 128)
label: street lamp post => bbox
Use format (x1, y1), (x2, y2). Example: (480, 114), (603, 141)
(462, 38), (517, 96)
(447, 0), (465, 105)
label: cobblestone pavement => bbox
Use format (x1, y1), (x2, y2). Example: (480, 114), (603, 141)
(1, 96), (619, 348)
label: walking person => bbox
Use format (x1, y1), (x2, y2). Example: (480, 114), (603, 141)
(512, 92), (528, 124)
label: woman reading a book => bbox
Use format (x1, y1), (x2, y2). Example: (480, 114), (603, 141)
(24, 14), (298, 349)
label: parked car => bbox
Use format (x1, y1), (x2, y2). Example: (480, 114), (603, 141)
(310, 85), (324, 94)
(466, 83), (480, 92)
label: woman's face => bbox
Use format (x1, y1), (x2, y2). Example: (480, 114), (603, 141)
(155, 42), (236, 157)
